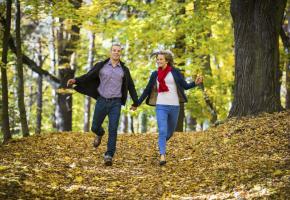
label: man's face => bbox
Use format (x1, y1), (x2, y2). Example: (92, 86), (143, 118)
(110, 45), (122, 61)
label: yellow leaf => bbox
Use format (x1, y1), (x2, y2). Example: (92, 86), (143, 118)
(106, 188), (114, 192)
(75, 176), (83, 183)
(0, 166), (8, 171)
(273, 170), (283, 176)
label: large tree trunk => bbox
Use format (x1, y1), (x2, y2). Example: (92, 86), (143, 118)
(229, 0), (286, 117)
(1, 0), (12, 143)
(55, 21), (79, 131)
(84, 31), (95, 132)
(15, 0), (29, 137)
(55, 1), (82, 131)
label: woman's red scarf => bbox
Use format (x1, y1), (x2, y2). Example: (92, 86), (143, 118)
(157, 64), (172, 93)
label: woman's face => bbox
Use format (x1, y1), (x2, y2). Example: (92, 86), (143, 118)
(156, 54), (168, 68)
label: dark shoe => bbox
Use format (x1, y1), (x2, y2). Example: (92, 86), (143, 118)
(159, 154), (166, 166)
(93, 135), (102, 148)
(104, 155), (113, 166)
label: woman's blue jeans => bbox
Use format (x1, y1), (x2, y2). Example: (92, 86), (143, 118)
(156, 104), (180, 155)
(91, 97), (121, 157)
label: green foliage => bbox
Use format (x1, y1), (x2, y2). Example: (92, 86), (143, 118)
(4, 0), (236, 132)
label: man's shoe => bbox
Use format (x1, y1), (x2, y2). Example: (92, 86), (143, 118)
(93, 135), (102, 148)
(159, 154), (166, 166)
(104, 155), (113, 166)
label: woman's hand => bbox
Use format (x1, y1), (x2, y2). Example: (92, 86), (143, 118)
(195, 75), (203, 85)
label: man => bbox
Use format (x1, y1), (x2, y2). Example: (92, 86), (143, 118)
(67, 44), (138, 166)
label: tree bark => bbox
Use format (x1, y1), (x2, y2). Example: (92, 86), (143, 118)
(55, 11), (81, 131)
(229, 0), (286, 117)
(15, 0), (29, 137)
(84, 31), (95, 132)
(1, 0), (12, 143)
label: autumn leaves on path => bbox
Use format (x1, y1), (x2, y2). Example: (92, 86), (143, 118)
(0, 111), (289, 199)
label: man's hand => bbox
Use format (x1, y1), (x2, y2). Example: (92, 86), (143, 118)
(67, 79), (76, 87)
(195, 75), (203, 85)
(130, 106), (137, 111)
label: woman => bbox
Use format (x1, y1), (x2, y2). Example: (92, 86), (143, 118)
(135, 50), (203, 165)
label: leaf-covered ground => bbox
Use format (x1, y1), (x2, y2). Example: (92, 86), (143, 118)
(0, 111), (289, 199)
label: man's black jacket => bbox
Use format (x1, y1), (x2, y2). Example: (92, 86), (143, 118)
(74, 58), (138, 107)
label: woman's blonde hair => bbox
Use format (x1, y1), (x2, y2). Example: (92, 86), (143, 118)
(151, 50), (174, 67)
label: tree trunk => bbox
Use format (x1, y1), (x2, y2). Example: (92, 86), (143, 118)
(229, 0), (286, 117)
(27, 70), (34, 123)
(55, 21), (80, 131)
(140, 112), (147, 133)
(128, 114), (134, 133)
(15, 0), (29, 137)
(35, 39), (43, 134)
(1, 0), (12, 143)
(84, 31), (95, 132)
(55, 1), (82, 131)
(48, 14), (57, 129)
(120, 114), (128, 133)
(35, 73), (43, 134)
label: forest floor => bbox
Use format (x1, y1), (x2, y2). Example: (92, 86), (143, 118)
(0, 111), (289, 200)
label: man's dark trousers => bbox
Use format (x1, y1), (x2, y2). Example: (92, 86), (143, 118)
(91, 97), (121, 157)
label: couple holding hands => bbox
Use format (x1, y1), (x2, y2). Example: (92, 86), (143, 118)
(67, 44), (203, 166)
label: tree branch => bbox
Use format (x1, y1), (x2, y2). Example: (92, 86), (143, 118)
(0, 16), (60, 89)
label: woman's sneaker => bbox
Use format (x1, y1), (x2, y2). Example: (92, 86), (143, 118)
(159, 154), (166, 166)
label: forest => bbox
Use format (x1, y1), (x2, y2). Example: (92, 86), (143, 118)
(0, 0), (289, 199)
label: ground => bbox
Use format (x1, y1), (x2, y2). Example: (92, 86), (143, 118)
(0, 111), (289, 199)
